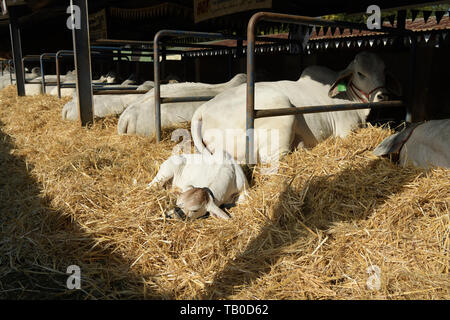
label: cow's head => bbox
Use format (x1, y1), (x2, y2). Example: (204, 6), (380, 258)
(31, 67), (41, 76)
(105, 71), (117, 84)
(329, 51), (402, 102)
(172, 186), (230, 220)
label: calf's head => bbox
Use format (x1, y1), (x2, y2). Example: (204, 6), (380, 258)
(329, 51), (402, 102)
(173, 187), (230, 220)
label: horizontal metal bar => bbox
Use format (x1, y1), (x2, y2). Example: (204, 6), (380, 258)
(96, 36), (292, 46)
(60, 82), (125, 88)
(254, 101), (405, 119)
(93, 38), (153, 46)
(160, 96), (215, 104)
(94, 90), (149, 95)
(166, 42), (233, 50)
(92, 82), (129, 86)
(40, 53), (57, 58)
(91, 45), (124, 51)
(23, 56), (53, 62)
(93, 86), (139, 91)
(59, 83), (77, 88)
(23, 81), (59, 85)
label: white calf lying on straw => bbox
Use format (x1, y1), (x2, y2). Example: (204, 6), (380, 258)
(147, 152), (249, 220)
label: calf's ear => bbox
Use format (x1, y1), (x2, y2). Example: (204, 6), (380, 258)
(386, 71), (402, 97)
(206, 194), (231, 220)
(329, 69), (353, 98)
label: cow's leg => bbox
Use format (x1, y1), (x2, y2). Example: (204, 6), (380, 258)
(256, 117), (295, 173)
(147, 155), (183, 188)
(236, 190), (248, 204)
(294, 114), (319, 148)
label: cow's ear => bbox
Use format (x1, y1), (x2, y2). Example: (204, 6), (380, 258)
(329, 69), (353, 98)
(386, 71), (402, 97)
(373, 124), (419, 156)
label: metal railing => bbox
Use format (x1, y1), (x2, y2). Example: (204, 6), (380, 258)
(244, 12), (416, 164)
(153, 30), (293, 142)
(54, 48), (157, 98)
(40, 53), (57, 93)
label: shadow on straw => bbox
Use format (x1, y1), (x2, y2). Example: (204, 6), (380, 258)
(202, 159), (421, 299)
(0, 121), (172, 299)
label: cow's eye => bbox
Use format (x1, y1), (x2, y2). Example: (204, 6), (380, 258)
(358, 72), (365, 78)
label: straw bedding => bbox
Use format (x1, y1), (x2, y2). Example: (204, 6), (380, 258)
(0, 85), (448, 299)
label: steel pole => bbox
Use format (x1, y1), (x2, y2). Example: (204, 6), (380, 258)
(8, 6), (25, 96)
(71, 0), (94, 126)
(154, 33), (162, 142)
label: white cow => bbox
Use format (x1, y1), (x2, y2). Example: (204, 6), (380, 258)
(0, 64), (12, 88)
(191, 52), (401, 163)
(117, 74), (247, 136)
(0, 67), (42, 91)
(47, 70), (77, 97)
(373, 119), (450, 168)
(148, 152), (248, 220)
(26, 70), (75, 96)
(50, 71), (118, 97)
(61, 78), (154, 121)
(0, 72), (11, 90)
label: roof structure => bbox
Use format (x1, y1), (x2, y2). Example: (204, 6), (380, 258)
(0, 1), (448, 56)
(179, 15), (449, 57)
(312, 15), (450, 40)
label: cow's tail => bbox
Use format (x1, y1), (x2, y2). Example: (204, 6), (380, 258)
(191, 106), (212, 155)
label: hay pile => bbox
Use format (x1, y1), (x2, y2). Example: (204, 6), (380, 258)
(0, 85), (448, 299)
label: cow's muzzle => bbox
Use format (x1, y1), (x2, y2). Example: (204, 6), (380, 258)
(165, 207), (186, 220)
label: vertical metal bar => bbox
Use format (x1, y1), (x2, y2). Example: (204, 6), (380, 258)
(40, 54), (47, 94)
(161, 46), (166, 81)
(8, 6), (25, 96)
(154, 33), (162, 142)
(228, 49), (232, 79)
(116, 49), (121, 76)
(406, 36), (416, 123)
(71, 0), (94, 126)
(56, 51), (62, 98)
(246, 15), (259, 165)
(236, 39), (245, 81)
(183, 54), (187, 81)
(9, 60), (13, 84)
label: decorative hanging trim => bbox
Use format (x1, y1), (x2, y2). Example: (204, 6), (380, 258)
(423, 10), (432, 24)
(387, 14), (396, 27)
(435, 11), (445, 24)
(411, 10), (419, 22)
(110, 3), (192, 20)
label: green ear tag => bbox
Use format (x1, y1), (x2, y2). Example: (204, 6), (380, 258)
(337, 83), (347, 92)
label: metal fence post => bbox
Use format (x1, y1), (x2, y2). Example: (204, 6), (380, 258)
(154, 33), (162, 142)
(8, 6), (25, 96)
(71, 0), (94, 126)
